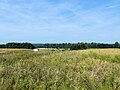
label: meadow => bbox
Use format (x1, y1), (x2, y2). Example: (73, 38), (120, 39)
(0, 49), (120, 90)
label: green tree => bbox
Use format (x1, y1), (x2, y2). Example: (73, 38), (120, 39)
(114, 42), (119, 48)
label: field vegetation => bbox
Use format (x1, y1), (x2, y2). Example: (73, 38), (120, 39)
(0, 49), (120, 90)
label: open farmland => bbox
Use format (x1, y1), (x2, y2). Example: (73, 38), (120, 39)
(0, 49), (120, 90)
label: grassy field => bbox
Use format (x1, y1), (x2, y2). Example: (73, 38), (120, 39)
(0, 49), (120, 90)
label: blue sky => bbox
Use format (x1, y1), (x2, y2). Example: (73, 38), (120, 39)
(0, 0), (120, 43)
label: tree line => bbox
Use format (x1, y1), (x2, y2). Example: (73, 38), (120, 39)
(0, 42), (35, 49)
(33, 42), (120, 50)
(0, 42), (119, 50)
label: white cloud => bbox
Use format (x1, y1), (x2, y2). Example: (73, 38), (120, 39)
(0, 0), (120, 43)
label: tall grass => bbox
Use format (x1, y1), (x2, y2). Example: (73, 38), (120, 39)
(0, 49), (120, 90)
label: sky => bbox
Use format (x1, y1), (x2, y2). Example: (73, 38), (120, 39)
(0, 0), (120, 43)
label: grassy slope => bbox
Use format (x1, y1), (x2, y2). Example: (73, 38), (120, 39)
(0, 49), (120, 90)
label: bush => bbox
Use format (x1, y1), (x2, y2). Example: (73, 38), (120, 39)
(70, 43), (88, 50)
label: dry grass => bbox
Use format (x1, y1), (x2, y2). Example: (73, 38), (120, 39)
(0, 48), (31, 51)
(0, 49), (120, 90)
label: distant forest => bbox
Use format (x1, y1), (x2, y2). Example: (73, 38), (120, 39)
(0, 43), (35, 49)
(33, 42), (120, 50)
(0, 42), (119, 50)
